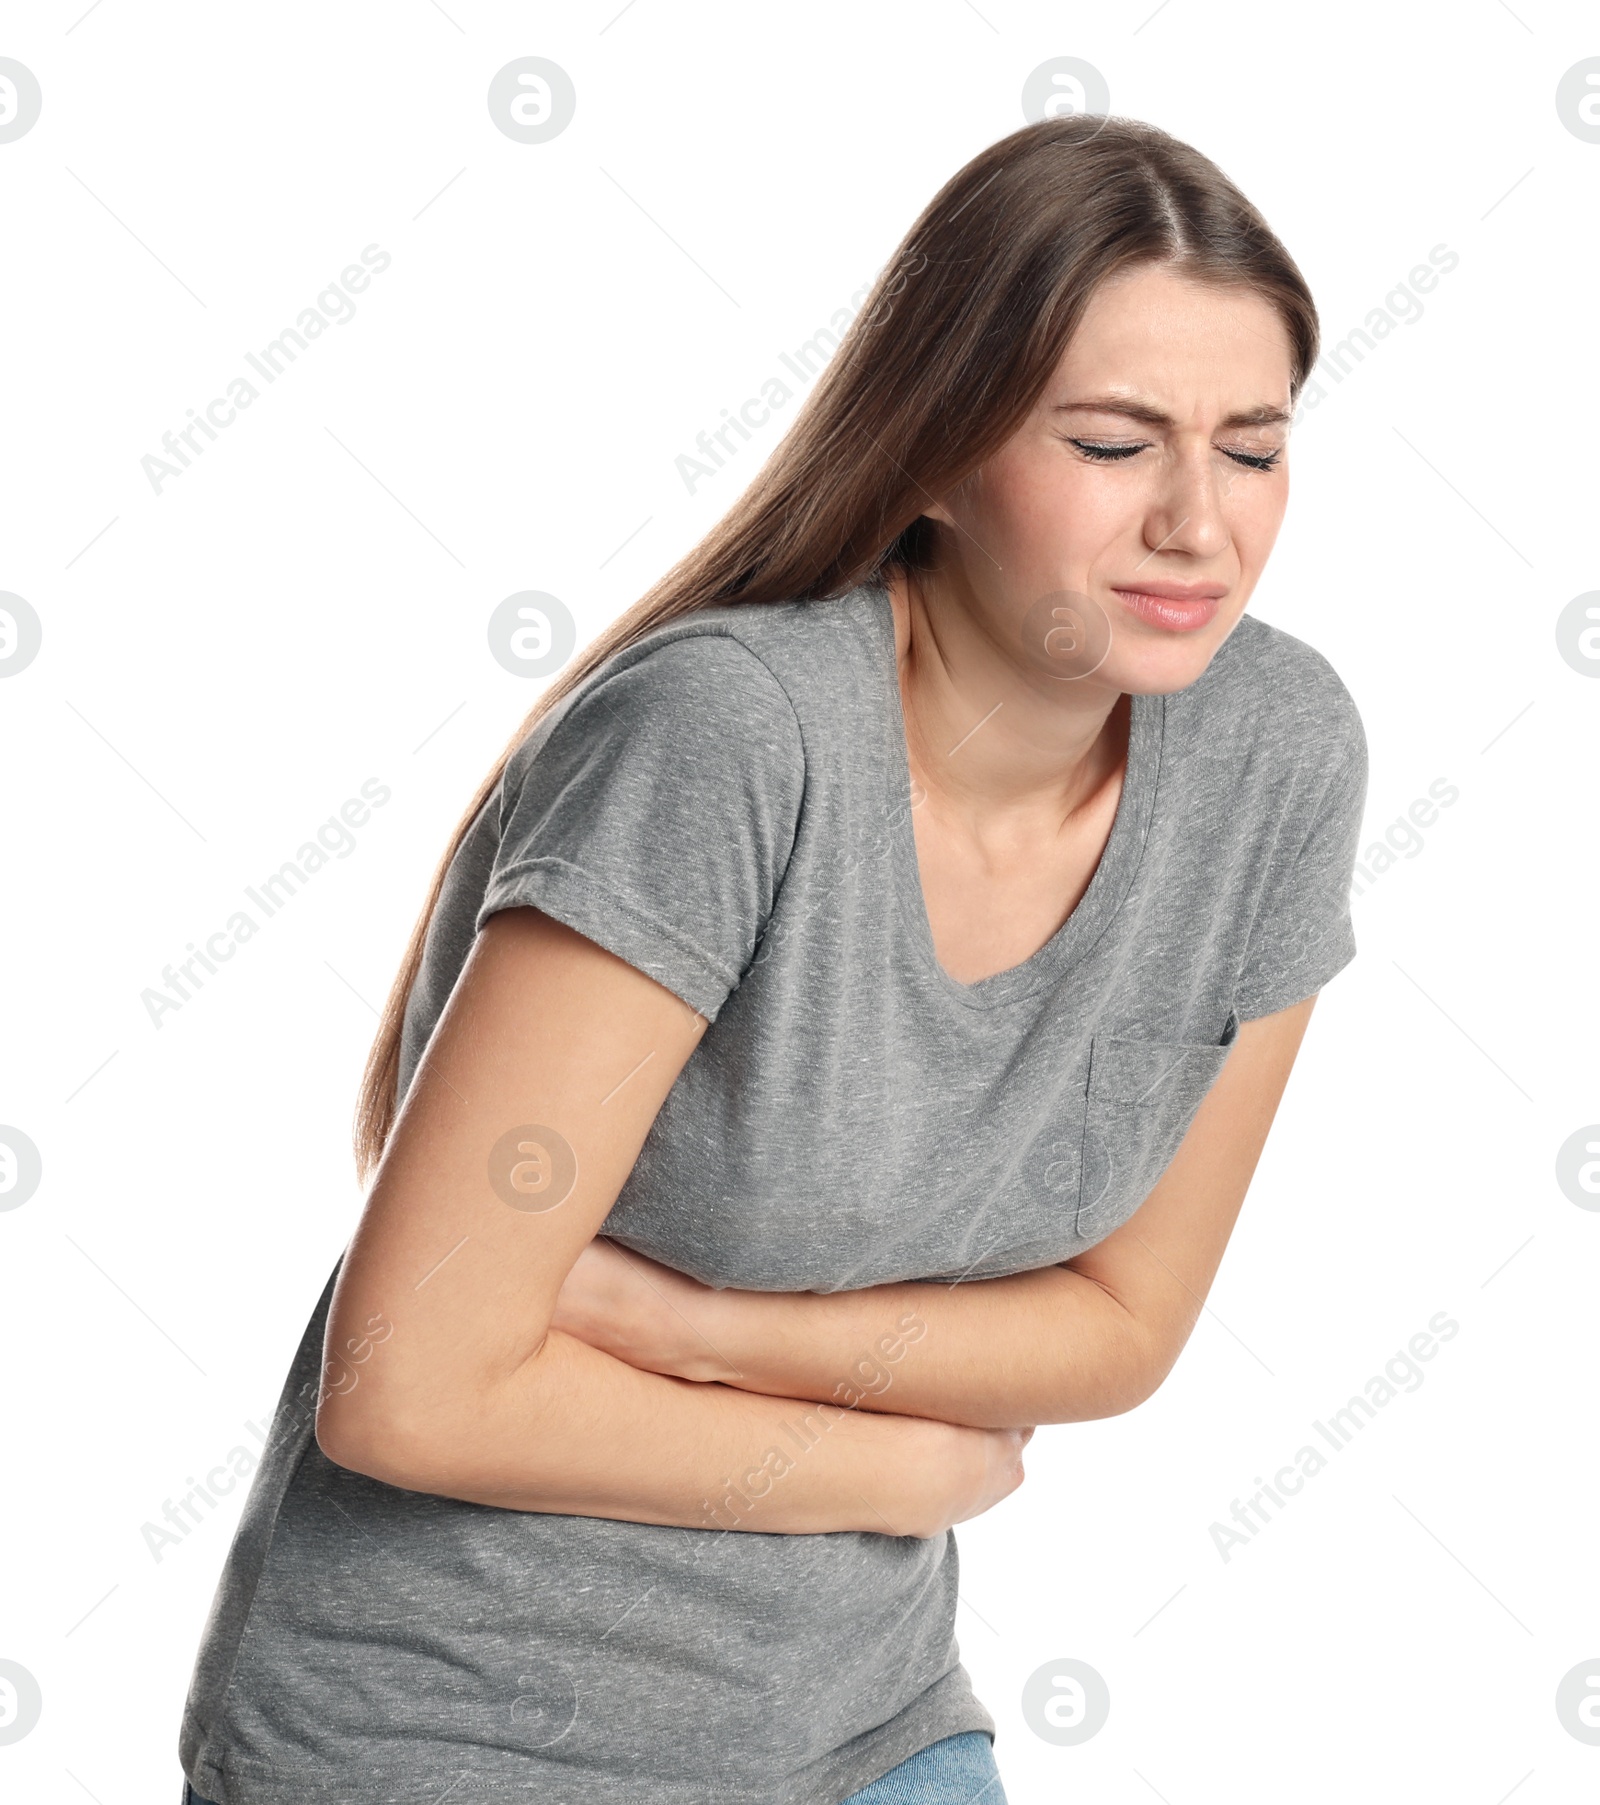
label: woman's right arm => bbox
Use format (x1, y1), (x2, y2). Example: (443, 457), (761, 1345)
(316, 906), (1028, 1538)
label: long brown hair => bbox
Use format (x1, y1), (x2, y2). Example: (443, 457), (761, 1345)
(352, 111), (1321, 1180)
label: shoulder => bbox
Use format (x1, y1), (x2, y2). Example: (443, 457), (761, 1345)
(515, 585), (885, 773)
(583, 615), (801, 728)
(510, 613), (807, 783)
(1194, 610), (1366, 777)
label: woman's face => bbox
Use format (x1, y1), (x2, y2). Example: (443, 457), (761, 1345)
(925, 261), (1297, 698)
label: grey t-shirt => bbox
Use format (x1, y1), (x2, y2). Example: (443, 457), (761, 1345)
(180, 575), (1367, 1805)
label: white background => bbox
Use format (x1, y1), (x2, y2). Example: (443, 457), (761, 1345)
(2, 3), (1595, 1801)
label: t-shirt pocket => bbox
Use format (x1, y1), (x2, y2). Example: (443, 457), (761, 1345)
(1074, 1011), (1241, 1241)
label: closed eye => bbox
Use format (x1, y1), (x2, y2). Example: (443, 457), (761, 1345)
(1066, 438), (1282, 472)
(1222, 447), (1281, 471)
(1066, 439), (1142, 462)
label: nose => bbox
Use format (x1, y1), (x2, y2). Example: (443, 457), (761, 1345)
(1141, 442), (1234, 563)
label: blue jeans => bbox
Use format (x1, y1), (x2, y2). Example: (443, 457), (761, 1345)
(841, 1731), (1006, 1803)
(184, 1735), (1005, 1805)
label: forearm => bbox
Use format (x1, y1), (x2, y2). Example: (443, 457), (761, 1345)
(700, 1265), (1153, 1430)
(329, 1326), (935, 1537)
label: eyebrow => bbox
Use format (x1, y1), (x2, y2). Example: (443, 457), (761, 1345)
(1053, 393), (1293, 429)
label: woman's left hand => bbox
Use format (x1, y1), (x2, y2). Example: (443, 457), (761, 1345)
(548, 1237), (739, 1383)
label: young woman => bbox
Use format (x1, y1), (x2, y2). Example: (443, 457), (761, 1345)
(178, 113), (1367, 1805)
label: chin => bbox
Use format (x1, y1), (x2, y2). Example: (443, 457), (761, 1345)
(1104, 632), (1231, 696)
(1107, 604), (1247, 695)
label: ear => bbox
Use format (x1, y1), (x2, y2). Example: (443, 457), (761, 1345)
(926, 461), (985, 529)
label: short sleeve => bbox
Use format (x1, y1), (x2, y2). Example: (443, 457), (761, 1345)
(476, 633), (805, 1022)
(1233, 702), (1369, 1021)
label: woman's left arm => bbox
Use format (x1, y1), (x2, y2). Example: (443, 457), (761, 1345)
(553, 997), (1318, 1430)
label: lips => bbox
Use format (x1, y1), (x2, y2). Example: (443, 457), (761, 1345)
(1109, 584), (1225, 633)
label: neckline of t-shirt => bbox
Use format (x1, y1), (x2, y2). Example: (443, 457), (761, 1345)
(862, 572), (1164, 1012)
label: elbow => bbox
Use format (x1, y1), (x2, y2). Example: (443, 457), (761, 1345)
(1101, 1287), (1172, 1418)
(1033, 1371), (1152, 1427)
(315, 1387), (466, 1493)
(1115, 1342), (1175, 1416)
(1062, 1322), (1169, 1423)
(315, 1394), (418, 1488)
(1104, 1375), (1158, 1419)
(1067, 1372), (1156, 1424)
(314, 1335), (555, 1492)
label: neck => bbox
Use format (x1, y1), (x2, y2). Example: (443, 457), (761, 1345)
(888, 565), (1130, 835)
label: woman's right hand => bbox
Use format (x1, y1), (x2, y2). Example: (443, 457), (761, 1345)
(886, 1415), (1035, 1538)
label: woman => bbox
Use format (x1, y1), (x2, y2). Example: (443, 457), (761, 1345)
(179, 112), (1366, 1805)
